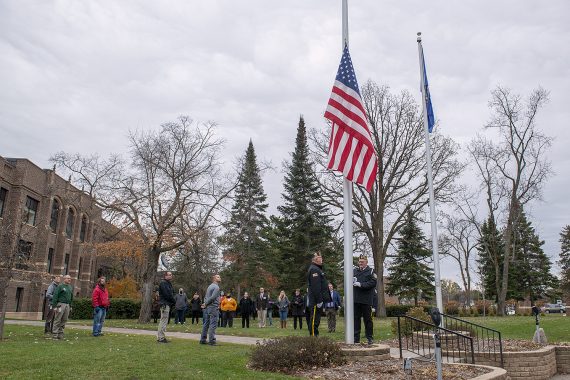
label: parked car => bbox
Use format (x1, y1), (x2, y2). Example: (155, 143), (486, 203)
(542, 304), (566, 314)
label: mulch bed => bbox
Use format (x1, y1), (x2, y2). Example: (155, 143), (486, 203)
(296, 358), (491, 379)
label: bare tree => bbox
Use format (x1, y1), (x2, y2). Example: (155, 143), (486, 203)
(51, 116), (233, 322)
(468, 86), (552, 316)
(311, 81), (464, 317)
(0, 211), (35, 340)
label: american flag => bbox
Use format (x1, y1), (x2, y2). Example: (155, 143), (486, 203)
(324, 45), (378, 192)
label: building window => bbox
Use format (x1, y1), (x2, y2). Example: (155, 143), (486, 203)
(50, 199), (60, 233)
(47, 248), (54, 273)
(25, 196), (39, 226)
(79, 216), (87, 242)
(0, 187), (7, 217)
(65, 208), (75, 239)
(16, 240), (33, 270)
(64, 254), (70, 275)
(78, 257), (83, 276)
(15, 287), (24, 312)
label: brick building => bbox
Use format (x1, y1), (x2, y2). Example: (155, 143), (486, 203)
(0, 156), (112, 320)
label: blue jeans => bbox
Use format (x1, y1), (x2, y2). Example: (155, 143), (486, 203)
(92, 307), (107, 336)
(279, 310), (288, 321)
(200, 307), (218, 343)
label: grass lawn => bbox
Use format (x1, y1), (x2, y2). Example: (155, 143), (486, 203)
(0, 325), (296, 380)
(463, 315), (569, 342)
(71, 314), (569, 343)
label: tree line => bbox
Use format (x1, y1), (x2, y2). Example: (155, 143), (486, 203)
(42, 83), (569, 322)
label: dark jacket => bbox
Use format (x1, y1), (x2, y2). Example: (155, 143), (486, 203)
(353, 265), (377, 305)
(175, 292), (188, 310)
(158, 279), (175, 307)
(256, 293), (268, 310)
(324, 289), (341, 310)
(291, 294), (304, 316)
(239, 297), (254, 316)
(190, 297), (202, 312)
(307, 262), (331, 306)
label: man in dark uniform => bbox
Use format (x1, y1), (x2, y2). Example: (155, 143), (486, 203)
(353, 254), (377, 344)
(307, 251), (331, 337)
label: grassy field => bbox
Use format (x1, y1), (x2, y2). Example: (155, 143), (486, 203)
(0, 325), (295, 380)
(69, 314), (569, 342)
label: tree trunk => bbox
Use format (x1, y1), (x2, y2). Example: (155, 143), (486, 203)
(0, 275), (11, 341)
(375, 260), (386, 317)
(137, 249), (160, 323)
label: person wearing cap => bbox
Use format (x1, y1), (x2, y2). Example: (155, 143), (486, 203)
(307, 251), (331, 337)
(353, 254), (377, 344)
(51, 274), (73, 340)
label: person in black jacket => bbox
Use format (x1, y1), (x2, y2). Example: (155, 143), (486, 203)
(307, 251), (331, 337)
(353, 255), (377, 344)
(239, 292), (254, 328)
(290, 289), (304, 330)
(157, 272), (176, 343)
(190, 292), (202, 324)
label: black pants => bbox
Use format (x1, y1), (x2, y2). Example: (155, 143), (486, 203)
(222, 311), (233, 327)
(242, 313), (250, 328)
(191, 310), (200, 324)
(354, 303), (373, 342)
(293, 315), (303, 330)
(308, 305), (321, 336)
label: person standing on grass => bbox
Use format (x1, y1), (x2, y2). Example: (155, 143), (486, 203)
(256, 287), (268, 328)
(92, 276), (110, 337)
(307, 251), (331, 337)
(221, 292), (237, 327)
(200, 274), (221, 346)
(174, 288), (188, 325)
(324, 282), (341, 333)
(190, 292), (202, 324)
(151, 290), (160, 323)
(157, 271), (175, 343)
(290, 288), (304, 330)
(51, 274), (73, 340)
(44, 275), (61, 334)
(239, 292), (253, 328)
(277, 290), (290, 328)
(353, 254), (377, 345)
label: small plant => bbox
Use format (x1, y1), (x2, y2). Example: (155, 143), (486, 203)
(249, 336), (345, 374)
(391, 306), (433, 337)
(444, 301), (460, 316)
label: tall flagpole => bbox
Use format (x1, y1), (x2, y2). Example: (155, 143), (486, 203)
(342, 0), (354, 345)
(417, 32), (443, 314)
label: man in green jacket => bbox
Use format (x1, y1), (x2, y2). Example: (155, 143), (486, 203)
(51, 275), (73, 340)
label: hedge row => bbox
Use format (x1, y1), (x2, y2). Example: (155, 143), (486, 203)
(70, 298), (141, 320)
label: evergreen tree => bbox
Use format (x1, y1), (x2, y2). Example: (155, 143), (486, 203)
(273, 116), (341, 293)
(559, 226), (570, 296)
(476, 215), (505, 302)
(219, 141), (271, 293)
(386, 212), (434, 305)
(510, 211), (558, 302)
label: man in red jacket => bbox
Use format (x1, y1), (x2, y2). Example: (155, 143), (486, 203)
(92, 276), (110, 337)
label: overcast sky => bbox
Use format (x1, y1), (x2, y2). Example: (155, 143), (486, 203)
(1, 1), (569, 286)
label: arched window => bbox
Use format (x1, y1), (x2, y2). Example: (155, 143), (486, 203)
(50, 199), (60, 233)
(65, 208), (75, 239)
(79, 215), (88, 242)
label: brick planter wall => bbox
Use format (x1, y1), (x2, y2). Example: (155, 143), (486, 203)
(556, 346), (570, 374)
(450, 364), (507, 380)
(474, 346), (557, 380)
(341, 344), (391, 362)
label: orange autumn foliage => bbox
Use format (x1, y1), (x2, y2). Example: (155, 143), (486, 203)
(107, 276), (140, 299)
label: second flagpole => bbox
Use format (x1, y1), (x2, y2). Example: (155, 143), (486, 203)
(341, 0), (355, 345)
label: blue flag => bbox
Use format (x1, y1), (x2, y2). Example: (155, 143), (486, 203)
(420, 48), (435, 133)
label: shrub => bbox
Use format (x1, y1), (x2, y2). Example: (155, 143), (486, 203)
(385, 304), (414, 317)
(471, 307), (479, 317)
(249, 336), (345, 373)
(391, 306), (432, 337)
(474, 300), (492, 315)
(70, 298), (141, 319)
(444, 301), (460, 316)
